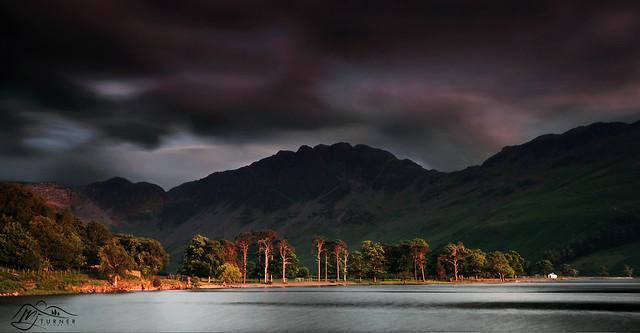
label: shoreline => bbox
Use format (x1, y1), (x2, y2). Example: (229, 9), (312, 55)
(197, 281), (357, 289)
(3, 276), (635, 296)
(197, 276), (636, 290)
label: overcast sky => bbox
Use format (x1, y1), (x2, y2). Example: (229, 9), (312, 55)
(2, 0), (640, 190)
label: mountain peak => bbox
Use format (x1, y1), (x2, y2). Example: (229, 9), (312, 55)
(165, 142), (415, 222)
(101, 176), (134, 186)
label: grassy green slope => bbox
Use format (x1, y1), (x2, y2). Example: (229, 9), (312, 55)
(429, 157), (639, 265)
(161, 153), (639, 274)
(568, 242), (640, 276)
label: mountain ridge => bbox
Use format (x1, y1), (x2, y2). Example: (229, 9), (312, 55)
(26, 120), (640, 274)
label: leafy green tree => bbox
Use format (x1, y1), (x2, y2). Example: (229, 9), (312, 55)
(461, 248), (486, 279)
(570, 268), (579, 277)
(218, 263), (242, 283)
(561, 264), (579, 277)
(362, 241), (385, 282)
(505, 250), (525, 277)
(246, 261), (257, 279)
(0, 182), (56, 224)
(486, 251), (515, 280)
(397, 271), (412, 283)
(434, 254), (448, 280)
(84, 221), (114, 266)
(0, 218), (42, 269)
(56, 209), (86, 239)
(117, 234), (169, 276)
(311, 235), (327, 282)
(535, 259), (554, 276)
(99, 239), (134, 286)
(220, 239), (238, 266)
(86, 220), (113, 246)
(348, 250), (363, 282)
(235, 232), (255, 283)
(139, 238), (169, 275)
(387, 240), (412, 280)
(440, 242), (466, 281)
(284, 253), (301, 279)
(29, 216), (85, 269)
(297, 266), (309, 279)
(409, 238), (431, 281)
(178, 235), (224, 281)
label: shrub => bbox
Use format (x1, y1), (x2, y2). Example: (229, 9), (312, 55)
(218, 263), (241, 283)
(296, 267), (310, 278)
(0, 279), (24, 293)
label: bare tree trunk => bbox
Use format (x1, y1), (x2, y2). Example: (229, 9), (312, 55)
(336, 255), (340, 281)
(242, 249), (247, 283)
(420, 263), (426, 282)
(454, 259), (458, 281)
(324, 251), (328, 282)
(264, 251), (269, 284)
(414, 257), (418, 281)
(282, 260), (286, 283)
(343, 254), (348, 282)
(317, 253), (321, 282)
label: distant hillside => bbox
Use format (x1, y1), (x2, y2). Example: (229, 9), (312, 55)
(29, 121), (640, 275)
(30, 177), (166, 235)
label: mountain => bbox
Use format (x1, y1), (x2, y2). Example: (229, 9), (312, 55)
(29, 121), (640, 275)
(29, 177), (167, 236)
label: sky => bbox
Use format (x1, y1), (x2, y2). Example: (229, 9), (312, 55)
(2, 0), (640, 190)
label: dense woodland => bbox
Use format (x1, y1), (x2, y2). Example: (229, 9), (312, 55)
(0, 182), (168, 282)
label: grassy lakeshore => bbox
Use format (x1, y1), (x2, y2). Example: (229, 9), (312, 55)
(3, 267), (634, 296)
(196, 275), (637, 290)
(0, 267), (189, 296)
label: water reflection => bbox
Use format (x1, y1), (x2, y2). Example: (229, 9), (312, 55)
(1, 280), (638, 332)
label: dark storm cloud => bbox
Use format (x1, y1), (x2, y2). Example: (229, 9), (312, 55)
(2, 0), (640, 186)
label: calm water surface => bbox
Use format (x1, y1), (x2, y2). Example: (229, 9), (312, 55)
(1, 280), (639, 332)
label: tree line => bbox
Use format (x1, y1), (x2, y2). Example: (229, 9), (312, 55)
(319, 238), (527, 282)
(0, 182), (169, 282)
(178, 231), (302, 284)
(177, 230), (532, 283)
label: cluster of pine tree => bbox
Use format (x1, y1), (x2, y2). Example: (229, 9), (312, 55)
(178, 231), (529, 284)
(178, 231), (304, 284)
(317, 239), (527, 282)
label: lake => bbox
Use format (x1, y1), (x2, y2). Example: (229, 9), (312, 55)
(1, 279), (639, 332)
